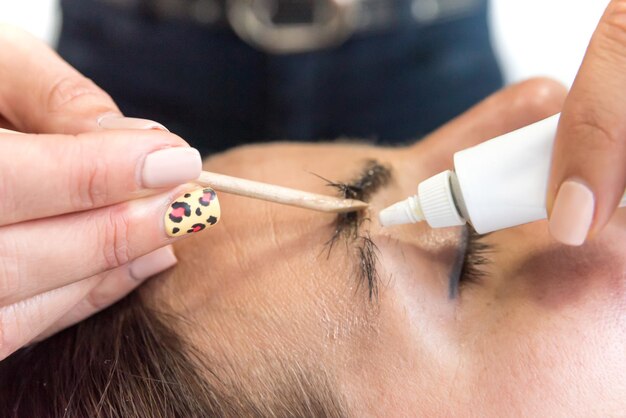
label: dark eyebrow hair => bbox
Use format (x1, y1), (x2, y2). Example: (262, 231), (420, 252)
(322, 160), (392, 301)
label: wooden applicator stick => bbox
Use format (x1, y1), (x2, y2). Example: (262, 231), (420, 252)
(0, 127), (366, 213)
(196, 171), (368, 213)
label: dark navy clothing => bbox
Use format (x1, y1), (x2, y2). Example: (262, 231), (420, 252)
(58, 0), (503, 155)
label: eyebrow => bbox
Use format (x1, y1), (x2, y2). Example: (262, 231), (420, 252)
(323, 160), (392, 301)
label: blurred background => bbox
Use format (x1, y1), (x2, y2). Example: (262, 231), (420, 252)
(0, 0), (610, 87)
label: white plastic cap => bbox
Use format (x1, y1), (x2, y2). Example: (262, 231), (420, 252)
(379, 170), (466, 228)
(418, 170), (466, 228)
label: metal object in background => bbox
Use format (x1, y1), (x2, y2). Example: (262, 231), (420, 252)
(410, 0), (481, 23)
(227, 0), (482, 53)
(227, 0), (358, 53)
(102, 0), (483, 53)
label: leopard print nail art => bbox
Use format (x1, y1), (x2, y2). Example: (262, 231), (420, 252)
(165, 187), (220, 237)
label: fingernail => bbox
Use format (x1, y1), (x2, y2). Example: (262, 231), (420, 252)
(549, 180), (595, 246)
(129, 245), (177, 281)
(164, 187), (220, 237)
(97, 113), (169, 131)
(142, 147), (202, 188)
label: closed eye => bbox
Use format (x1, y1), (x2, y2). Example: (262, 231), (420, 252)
(449, 226), (495, 298)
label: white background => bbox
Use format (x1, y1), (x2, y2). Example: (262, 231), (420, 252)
(0, 0), (613, 86)
(489, 0), (609, 86)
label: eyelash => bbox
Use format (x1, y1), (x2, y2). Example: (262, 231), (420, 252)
(458, 227), (493, 286)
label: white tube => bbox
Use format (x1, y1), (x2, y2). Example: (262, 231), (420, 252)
(453, 113), (559, 233)
(379, 113), (626, 234)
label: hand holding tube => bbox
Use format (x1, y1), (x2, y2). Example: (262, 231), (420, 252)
(548, 0), (626, 246)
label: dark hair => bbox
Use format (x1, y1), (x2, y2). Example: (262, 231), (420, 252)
(0, 291), (348, 417)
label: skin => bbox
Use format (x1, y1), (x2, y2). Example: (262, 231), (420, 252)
(144, 80), (625, 416)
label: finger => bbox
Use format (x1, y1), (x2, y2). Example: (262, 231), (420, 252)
(0, 245), (176, 359)
(35, 245), (177, 342)
(0, 129), (201, 226)
(0, 115), (17, 131)
(0, 274), (98, 360)
(0, 25), (165, 134)
(415, 78), (567, 172)
(0, 186), (219, 305)
(547, 1), (626, 245)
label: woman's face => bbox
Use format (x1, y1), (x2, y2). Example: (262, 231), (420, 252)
(146, 80), (625, 416)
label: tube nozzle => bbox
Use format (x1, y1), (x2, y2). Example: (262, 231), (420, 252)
(378, 196), (424, 227)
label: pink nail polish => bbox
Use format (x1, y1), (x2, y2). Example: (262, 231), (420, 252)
(129, 246), (177, 281)
(97, 114), (169, 131)
(142, 147), (202, 188)
(549, 180), (595, 246)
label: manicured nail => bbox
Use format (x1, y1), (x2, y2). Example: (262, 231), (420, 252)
(549, 180), (595, 246)
(129, 245), (177, 281)
(142, 147), (202, 188)
(98, 113), (169, 131)
(164, 187), (220, 237)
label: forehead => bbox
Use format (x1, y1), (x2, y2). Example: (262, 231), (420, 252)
(150, 142), (394, 323)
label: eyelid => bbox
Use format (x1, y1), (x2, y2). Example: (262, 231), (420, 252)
(448, 227), (469, 299)
(450, 227), (495, 298)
